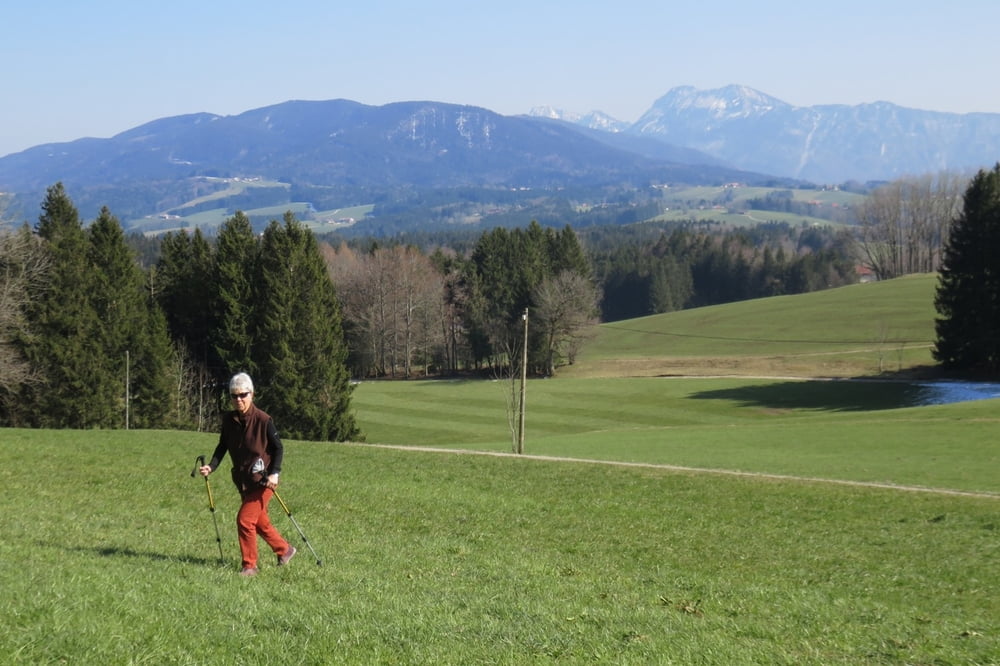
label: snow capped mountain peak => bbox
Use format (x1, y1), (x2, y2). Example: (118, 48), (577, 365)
(528, 105), (569, 120)
(651, 84), (790, 119)
(530, 84), (1000, 182)
(528, 107), (628, 132)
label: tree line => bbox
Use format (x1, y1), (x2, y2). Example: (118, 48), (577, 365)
(4, 167), (995, 432)
(855, 171), (968, 280)
(324, 222), (598, 379)
(0, 186), (864, 436)
(588, 222), (858, 321)
(0, 184), (359, 440)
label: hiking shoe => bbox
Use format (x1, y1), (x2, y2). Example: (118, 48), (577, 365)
(278, 546), (297, 566)
(239, 567), (258, 577)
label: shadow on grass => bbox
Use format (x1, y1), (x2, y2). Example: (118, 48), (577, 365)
(689, 378), (925, 412)
(54, 542), (230, 569)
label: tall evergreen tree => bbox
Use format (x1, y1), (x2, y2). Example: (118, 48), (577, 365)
(933, 164), (1000, 375)
(254, 213), (358, 441)
(88, 207), (173, 428)
(86, 208), (137, 426)
(212, 211), (259, 380)
(129, 299), (175, 428)
(21, 184), (106, 427)
(548, 225), (590, 276)
(156, 228), (216, 367)
(155, 228), (218, 428)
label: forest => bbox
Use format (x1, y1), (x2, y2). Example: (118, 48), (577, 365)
(4, 168), (990, 438)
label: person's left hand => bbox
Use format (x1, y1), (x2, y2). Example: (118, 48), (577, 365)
(266, 473), (279, 489)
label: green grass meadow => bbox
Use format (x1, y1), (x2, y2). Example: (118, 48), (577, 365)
(3, 275), (999, 664)
(2, 427), (998, 665)
(353, 376), (1000, 495)
(569, 273), (939, 378)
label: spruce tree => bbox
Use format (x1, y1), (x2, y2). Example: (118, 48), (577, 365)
(156, 228), (217, 368)
(212, 211), (259, 380)
(86, 208), (136, 426)
(548, 225), (590, 276)
(88, 207), (174, 428)
(129, 299), (175, 428)
(22, 184), (105, 427)
(933, 164), (1000, 375)
(254, 214), (358, 441)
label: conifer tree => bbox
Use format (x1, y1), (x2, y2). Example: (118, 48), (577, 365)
(933, 164), (1000, 375)
(466, 221), (595, 371)
(86, 208), (137, 426)
(155, 228), (219, 428)
(130, 300), (175, 428)
(254, 213), (358, 441)
(88, 207), (173, 428)
(212, 211), (259, 380)
(22, 184), (106, 427)
(548, 224), (590, 276)
(156, 228), (216, 367)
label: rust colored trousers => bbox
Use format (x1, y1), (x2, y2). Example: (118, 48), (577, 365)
(237, 486), (291, 569)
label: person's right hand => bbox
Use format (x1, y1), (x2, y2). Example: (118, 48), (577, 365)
(199, 465), (212, 477)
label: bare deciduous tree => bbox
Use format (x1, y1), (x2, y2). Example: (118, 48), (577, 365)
(326, 243), (446, 377)
(393, 246), (445, 377)
(166, 340), (217, 431)
(857, 172), (966, 280)
(0, 228), (51, 407)
(533, 270), (601, 375)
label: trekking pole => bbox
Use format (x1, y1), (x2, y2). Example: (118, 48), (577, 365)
(191, 455), (225, 565)
(272, 490), (323, 566)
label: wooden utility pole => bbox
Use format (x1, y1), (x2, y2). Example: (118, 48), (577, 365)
(517, 308), (528, 454)
(125, 350), (130, 430)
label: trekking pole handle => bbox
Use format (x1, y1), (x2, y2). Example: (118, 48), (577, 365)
(191, 455), (205, 478)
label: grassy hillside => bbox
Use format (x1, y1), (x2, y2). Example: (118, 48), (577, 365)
(660, 184), (863, 208)
(4, 269), (998, 663)
(651, 208), (836, 226)
(2, 430), (997, 664)
(567, 274), (939, 378)
(352, 375), (1000, 494)
(650, 184), (861, 227)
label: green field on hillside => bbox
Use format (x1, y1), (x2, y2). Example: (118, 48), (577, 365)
(662, 185), (863, 208)
(1, 429), (997, 664)
(124, 174), (376, 234)
(649, 184), (860, 227)
(133, 203), (376, 236)
(164, 178), (290, 212)
(651, 208), (837, 227)
(567, 274), (939, 378)
(4, 273), (998, 663)
(352, 375), (1000, 495)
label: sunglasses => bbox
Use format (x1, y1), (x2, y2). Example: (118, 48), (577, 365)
(230, 392), (251, 400)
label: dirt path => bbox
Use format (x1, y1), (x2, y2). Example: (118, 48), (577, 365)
(353, 442), (1000, 500)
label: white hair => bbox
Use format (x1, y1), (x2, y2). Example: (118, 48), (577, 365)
(228, 372), (254, 394)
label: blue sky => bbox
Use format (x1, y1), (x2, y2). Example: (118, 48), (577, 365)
(2, 0), (998, 157)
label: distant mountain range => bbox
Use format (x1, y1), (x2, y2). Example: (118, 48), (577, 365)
(0, 98), (775, 229)
(536, 85), (1000, 183)
(2, 84), (998, 231)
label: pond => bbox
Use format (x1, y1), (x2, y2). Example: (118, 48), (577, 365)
(912, 381), (1000, 406)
